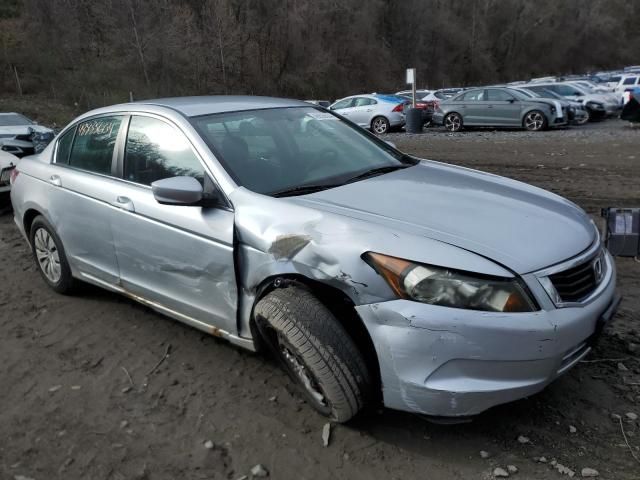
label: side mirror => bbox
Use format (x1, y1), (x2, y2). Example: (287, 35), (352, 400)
(151, 176), (203, 205)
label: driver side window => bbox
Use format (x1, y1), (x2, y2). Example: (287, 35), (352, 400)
(124, 116), (205, 186)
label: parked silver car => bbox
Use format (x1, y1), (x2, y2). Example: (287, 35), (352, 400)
(329, 94), (407, 134)
(0, 112), (55, 157)
(11, 97), (619, 422)
(523, 82), (621, 120)
(512, 87), (589, 125)
(433, 87), (565, 132)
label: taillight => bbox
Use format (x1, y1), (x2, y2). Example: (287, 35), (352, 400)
(415, 102), (428, 110)
(392, 103), (404, 112)
(9, 167), (19, 185)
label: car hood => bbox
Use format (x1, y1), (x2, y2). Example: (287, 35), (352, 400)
(0, 125), (53, 137)
(293, 161), (595, 274)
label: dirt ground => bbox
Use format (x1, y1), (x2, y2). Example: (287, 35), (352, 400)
(1, 120), (639, 480)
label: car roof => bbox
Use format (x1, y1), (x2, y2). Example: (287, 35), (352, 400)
(132, 95), (311, 117)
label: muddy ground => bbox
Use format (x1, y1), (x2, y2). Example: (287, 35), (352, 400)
(1, 120), (639, 480)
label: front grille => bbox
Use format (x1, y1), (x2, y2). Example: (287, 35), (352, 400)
(549, 258), (598, 302)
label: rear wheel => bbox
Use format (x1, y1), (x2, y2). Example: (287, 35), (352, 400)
(29, 215), (75, 294)
(444, 112), (463, 132)
(254, 286), (371, 422)
(523, 110), (548, 131)
(371, 116), (390, 134)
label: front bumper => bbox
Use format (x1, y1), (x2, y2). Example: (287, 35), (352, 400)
(355, 260), (618, 417)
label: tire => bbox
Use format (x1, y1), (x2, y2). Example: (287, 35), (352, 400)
(576, 110), (590, 125)
(444, 112), (463, 132)
(254, 286), (371, 422)
(371, 116), (390, 134)
(29, 215), (75, 294)
(523, 110), (548, 131)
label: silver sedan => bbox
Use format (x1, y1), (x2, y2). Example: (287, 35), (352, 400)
(329, 94), (407, 134)
(11, 96), (619, 422)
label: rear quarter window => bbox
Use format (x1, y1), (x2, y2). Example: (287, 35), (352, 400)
(55, 127), (76, 164)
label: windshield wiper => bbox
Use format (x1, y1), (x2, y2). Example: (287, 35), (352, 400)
(270, 183), (342, 197)
(344, 164), (411, 184)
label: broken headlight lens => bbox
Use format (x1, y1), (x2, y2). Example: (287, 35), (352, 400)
(364, 252), (536, 312)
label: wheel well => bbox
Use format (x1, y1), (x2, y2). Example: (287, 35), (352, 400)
(371, 115), (388, 126)
(22, 208), (41, 239)
(251, 274), (382, 403)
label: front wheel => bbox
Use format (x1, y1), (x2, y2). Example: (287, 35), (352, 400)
(29, 215), (75, 294)
(254, 286), (371, 422)
(444, 112), (463, 132)
(575, 110), (590, 125)
(371, 116), (390, 134)
(523, 110), (548, 131)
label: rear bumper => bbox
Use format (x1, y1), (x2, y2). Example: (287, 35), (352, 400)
(388, 112), (406, 127)
(355, 263), (618, 417)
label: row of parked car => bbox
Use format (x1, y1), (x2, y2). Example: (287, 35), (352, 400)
(315, 65), (639, 134)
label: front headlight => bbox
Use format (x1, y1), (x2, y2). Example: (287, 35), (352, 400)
(363, 252), (537, 312)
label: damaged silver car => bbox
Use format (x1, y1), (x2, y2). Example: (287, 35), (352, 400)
(11, 97), (619, 422)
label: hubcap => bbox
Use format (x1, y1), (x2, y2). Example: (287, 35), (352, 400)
(373, 119), (387, 134)
(445, 114), (461, 131)
(525, 112), (544, 130)
(279, 340), (326, 406)
(34, 228), (61, 283)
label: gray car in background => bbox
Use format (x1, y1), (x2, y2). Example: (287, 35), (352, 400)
(11, 96), (619, 422)
(433, 87), (564, 132)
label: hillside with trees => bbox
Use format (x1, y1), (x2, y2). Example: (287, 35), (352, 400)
(1, 0), (639, 109)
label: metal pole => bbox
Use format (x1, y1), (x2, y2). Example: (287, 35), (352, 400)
(412, 68), (416, 108)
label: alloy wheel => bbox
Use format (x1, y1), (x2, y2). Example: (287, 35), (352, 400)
(525, 111), (545, 131)
(445, 114), (462, 132)
(34, 227), (61, 283)
(372, 118), (389, 134)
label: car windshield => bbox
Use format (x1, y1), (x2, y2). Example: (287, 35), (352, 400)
(517, 89), (537, 98)
(191, 107), (415, 196)
(540, 89), (565, 100)
(0, 113), (33, 127)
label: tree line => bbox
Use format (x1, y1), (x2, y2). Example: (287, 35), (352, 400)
(1, 0), (638, 109)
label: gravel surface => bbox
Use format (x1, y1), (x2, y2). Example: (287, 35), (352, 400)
(1, 120), (639, 479)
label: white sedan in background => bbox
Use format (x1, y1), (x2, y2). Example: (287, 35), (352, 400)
(329, 94), (408, 134)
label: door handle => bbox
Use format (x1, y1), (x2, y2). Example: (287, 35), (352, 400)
(487, 105), (494, 108)
(49, 174), (61, 187)
(114, 196), (135, 212)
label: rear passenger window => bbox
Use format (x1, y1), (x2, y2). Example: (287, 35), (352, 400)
(55, 127), (75, 164)
(68, 116), (122, 174)
(124, 116), (204, 186)
(462, 90), (485, 101)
